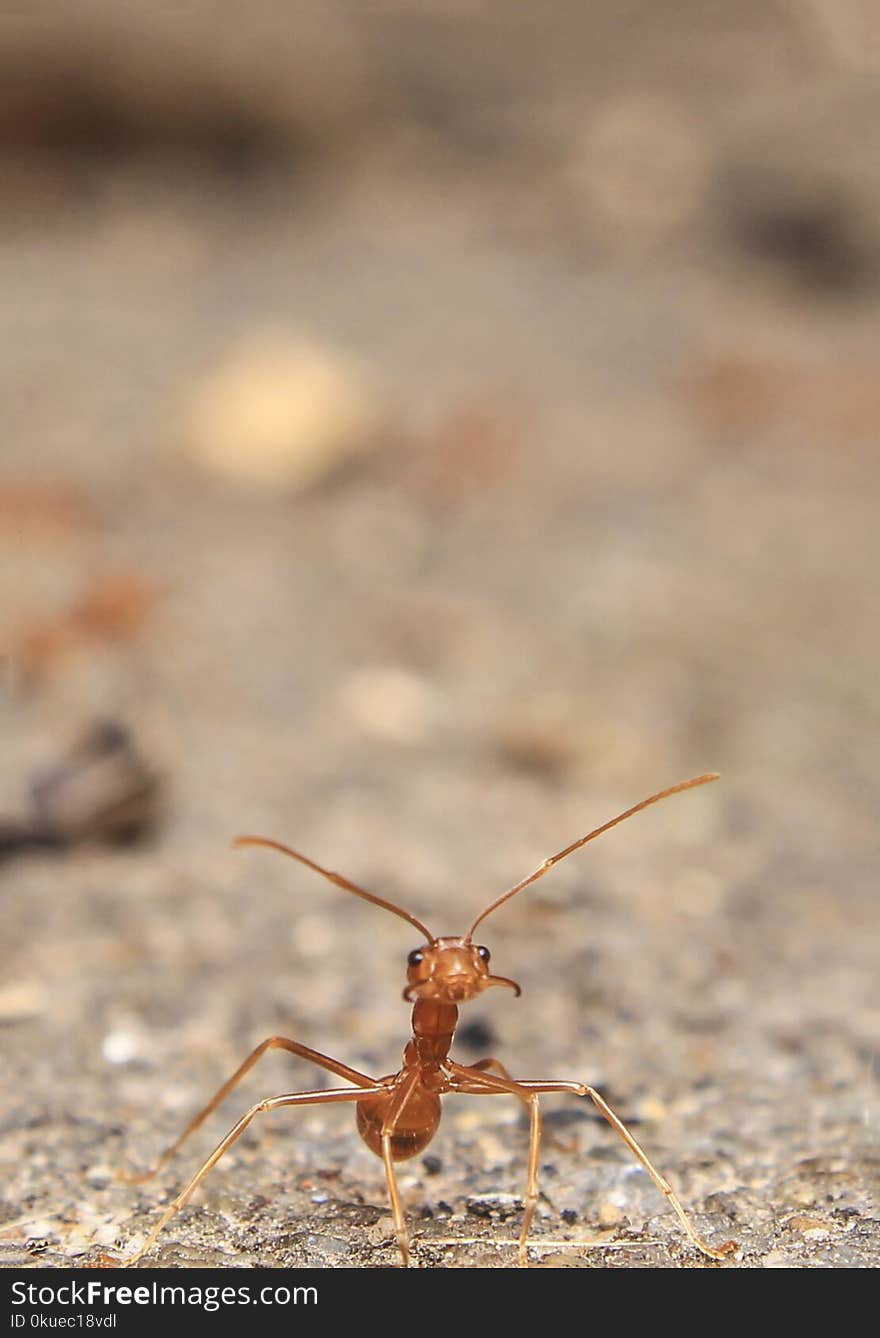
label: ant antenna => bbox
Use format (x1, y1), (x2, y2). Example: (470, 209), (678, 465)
(234, 835), (434, 941)
(466, 773), (719, 939)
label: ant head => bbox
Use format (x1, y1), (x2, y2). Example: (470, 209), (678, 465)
(402, 936), (521, 1004)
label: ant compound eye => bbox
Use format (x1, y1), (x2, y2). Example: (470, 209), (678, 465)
(407, 949), (424, 969)
(476, 946), (491, 964)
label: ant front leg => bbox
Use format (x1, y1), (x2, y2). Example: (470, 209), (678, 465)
(378, 1068), (424, 1268)
(124, 1084), (387, 1266)
(120, 1036), (378, 1184)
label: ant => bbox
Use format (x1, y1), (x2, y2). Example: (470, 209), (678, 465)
(122, 773), (736, 1267)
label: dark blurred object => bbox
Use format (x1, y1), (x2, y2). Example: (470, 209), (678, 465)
(0, 4), (370, 181)
(0, 721), (160, 860)
(11, 571), (159, 688)
(721, 168), (876, 295)
(456, 1017), (497, 1052)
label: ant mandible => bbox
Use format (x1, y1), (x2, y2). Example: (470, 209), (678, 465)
(122, 773), (736, 1266)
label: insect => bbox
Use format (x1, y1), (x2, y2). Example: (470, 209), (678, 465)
(122, 773), (736, 1267)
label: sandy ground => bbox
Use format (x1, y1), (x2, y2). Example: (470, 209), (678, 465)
(0, 3), (878, 1270)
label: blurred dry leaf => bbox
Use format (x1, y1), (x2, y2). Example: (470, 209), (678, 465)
(72, 572), (159, 641)
(403, 397), (521, 508)
(687, 357), (788, 440)
(9, 571), (159, 685)
(688, 353), (880, 445)
(0, 479), (93, 544)
(181, 332), (389, 492)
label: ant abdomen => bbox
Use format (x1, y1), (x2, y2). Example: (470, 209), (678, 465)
(356, 1084), (441, 1161)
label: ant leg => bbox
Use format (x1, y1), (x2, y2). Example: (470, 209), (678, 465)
(520, 1092), (542, 1264)
(446, 1061), (542, 1266)
(478, 1077), (736, 1262)
(469, 1059), (582, 1159)
(579, 1083), (736, 1261)
(121, 1037), (379, 1183)
(124, 1084), (386, 1265)
(379, 1068), (423, 1268)
(469, 1057), (518, 1083)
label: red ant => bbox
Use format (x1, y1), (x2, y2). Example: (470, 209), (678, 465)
(123, 773), (736, 1266)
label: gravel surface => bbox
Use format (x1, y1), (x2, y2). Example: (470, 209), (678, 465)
(1, 3), (877, 1271)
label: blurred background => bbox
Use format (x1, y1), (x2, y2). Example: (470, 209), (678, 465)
(1, 1), (877, 1268)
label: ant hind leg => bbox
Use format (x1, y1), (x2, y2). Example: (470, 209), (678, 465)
(472, 1075), (736, 1262)
(578, 1082), (737, 1262)
(448, 1065), (736, 1263)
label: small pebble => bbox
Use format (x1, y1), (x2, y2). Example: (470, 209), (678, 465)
(0, 981), (46, 1021)
(182, 332), (387, 493)
(785, 1215), (831, 1237)
(101, 1029), (146, 1065)
(571, 94), (710, 246)
(338, 665), (441, 744)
